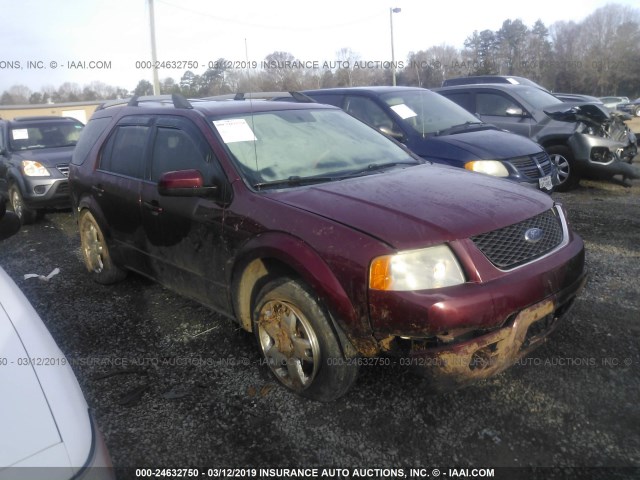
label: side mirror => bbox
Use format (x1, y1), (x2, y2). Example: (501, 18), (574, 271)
(158, 169), (218, 197)
(506, 107), (525, 117)
(378, 126), (405, 141)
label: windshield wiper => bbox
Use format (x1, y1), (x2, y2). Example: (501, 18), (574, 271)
(338, 160), (420, 179)
(253, 175), (335, 190)
(435, 121), (486, 136)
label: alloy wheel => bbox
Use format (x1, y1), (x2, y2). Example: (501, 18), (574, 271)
(80, 219), (105, 273)
(257, 299), (321, 391)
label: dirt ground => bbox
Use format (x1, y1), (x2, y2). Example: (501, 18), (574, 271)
(0, 174), (639, 479)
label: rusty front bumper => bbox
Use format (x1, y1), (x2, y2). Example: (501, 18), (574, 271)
(408, 270), (587, 391)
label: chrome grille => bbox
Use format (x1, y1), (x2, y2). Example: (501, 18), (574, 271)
(57, 164), (69, 177)
(471, 209), (564, 269)
(507, 152), (552, 179)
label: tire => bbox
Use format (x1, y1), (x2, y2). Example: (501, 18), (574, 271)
(635, 106), (640, 117)
(78, 210), (127, 284)
(547, 145), (579, 192)
(9, 184), (37, 224)
(253, 277), (359, 401)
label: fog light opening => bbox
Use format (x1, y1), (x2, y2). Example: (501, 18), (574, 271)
(34, 185), (47, 195)
(469, 344), (497, 371)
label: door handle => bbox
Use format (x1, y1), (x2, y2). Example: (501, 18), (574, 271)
(143, 200), (163, 215)
(91, 184), (105, 196)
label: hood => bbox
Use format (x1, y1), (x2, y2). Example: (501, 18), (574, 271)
(13, 146), (75, 166)
(543, 102), (610, 123)
(270, 164), (552, 250)
(0, 301), (63, 469)
(410, 128), (543, 162)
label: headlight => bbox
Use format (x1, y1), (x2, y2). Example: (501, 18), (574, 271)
(22, 160), (51, 177)
(369, 245), (465, 291)
(464, 160), (509, 177)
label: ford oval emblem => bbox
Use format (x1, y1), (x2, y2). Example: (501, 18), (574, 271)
(525, 227), (544, 243)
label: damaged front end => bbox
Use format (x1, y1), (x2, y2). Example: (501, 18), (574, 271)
(546, 103), (639, 181)
(380, 297), (575, 392)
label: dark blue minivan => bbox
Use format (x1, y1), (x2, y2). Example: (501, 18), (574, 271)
(301, 87), (558, 191)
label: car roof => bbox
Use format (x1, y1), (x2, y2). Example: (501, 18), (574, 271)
(92, 97), (339, 119)
(441, 75), (548, 90)
(434, 83), (536, 92)
(4, 116), (82, 125)
(303, 86), (427, 96)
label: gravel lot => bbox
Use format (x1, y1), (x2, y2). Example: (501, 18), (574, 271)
(1, 124), (639, 479)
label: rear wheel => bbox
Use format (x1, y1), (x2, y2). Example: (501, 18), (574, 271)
(9, 184), (38, 224)
(547, 145), (579, 191)
(253, 277), (359, 401)
(78, 210), (127, 284)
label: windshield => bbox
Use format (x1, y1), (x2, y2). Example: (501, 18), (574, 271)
(514, 86), (564, 109)
(210, 109), (420, 188)
(380, 90), (480, 136)
(9, 122), (83, 150)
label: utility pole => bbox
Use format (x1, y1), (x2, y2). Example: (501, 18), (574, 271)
(148, 0), (161, 95)
(390, 7), (401, 86)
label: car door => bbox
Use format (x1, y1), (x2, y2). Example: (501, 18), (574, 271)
(140, 116), (229, 311)
(474, 89), (535, 138)
(94, 115), (151, 272)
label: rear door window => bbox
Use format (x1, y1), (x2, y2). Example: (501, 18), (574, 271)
(99, 125), (149, 178)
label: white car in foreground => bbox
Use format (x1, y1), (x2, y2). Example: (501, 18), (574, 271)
(0, 204), (114, 479)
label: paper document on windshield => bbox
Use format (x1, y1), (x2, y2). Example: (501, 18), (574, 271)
(390, 104), (417, 119)
(213, 119), (257, 143)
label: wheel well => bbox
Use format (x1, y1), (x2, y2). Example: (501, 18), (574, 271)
(541, 141), (570, 151)
(232, 257), (297, 332)
(231, 256), (360, 358)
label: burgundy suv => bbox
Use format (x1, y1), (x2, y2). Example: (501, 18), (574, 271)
(69, 94), (586, 401)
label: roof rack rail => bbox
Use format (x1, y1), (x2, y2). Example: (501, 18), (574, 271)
(97, 94), (194, 110)
(12, 115), (71, 122)
(201, 91), (316, 103)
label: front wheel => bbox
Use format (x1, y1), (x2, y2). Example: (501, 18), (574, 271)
(9, 184), (38, 224)
(253, 278), (359, 401)
(547, 145), (579, 192)
(78, 210), (127, 284)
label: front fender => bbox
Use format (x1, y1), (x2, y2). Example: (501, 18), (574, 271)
(6, 166), (27, 193)
(230, 231), (378, 356)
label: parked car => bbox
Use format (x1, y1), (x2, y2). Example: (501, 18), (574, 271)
(69, 94), (586, 401)
(434, 83), (639, 190)
(599, 96), (630, 111)
(618, 97), (640, 117)
(0, 116), (82, 224)
(296, 86), (557, 192)
(0, 195), (114, 479)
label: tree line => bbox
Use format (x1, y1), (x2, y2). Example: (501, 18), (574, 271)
(2, 3), (638, 105)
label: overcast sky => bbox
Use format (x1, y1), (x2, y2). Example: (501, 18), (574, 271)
(1, 0), (637, 93)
